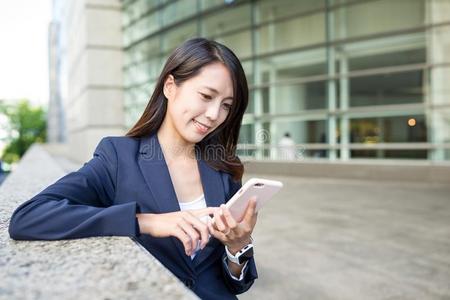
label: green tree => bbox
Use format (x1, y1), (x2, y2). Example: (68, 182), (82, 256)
(0, 100), (47, 164)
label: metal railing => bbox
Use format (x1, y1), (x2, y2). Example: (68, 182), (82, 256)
(237, 143), (450, 161)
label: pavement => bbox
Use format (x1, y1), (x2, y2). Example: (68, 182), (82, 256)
(239, 174), (450, 300)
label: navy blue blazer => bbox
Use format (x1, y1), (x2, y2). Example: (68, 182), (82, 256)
(9, 134), (258, 299)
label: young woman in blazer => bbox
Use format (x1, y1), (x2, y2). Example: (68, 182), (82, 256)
(9, 38), (258, 299)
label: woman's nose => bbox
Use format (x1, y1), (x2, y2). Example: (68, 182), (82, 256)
(205, 103), (220, 121)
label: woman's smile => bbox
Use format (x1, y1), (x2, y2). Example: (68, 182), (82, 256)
(192, 119), (211, 134)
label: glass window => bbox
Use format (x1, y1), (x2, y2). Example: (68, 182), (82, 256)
(333, 0), (425, 40)
(141, 0), (160, 11)
(257, 12), (325, 54)
(200, 0), (247, 11)
(215, 30), (252, 58)
(254, 80), (327, 114)
(124, 55), (163, 87)
(257, 49), (326, 83)
(131, 10), (160, 42)
(272, 119), (326, 144)
(162, 0), (197, 27)
(161, 22), (197, 53)
(202, 4), (251, 37)
(256, 0), (324, 24)
(246, 92), (255, 114)
(125, 37), (160, 66)
(239, 123), (255, 144)
(124, 80), (156, 128)
(123, 3), (139, 26)
(261, 119), (327, 159)
(123, 6), (131, 27)
(349, 70), (424, 107)
(349, 115), (427, 144)
(348, 48), (425, 71)
(125, 101), (147, 129)
(124, 64), (153, 87)
(350, 149), (428, 159)
(241, 60), (253, 85)
(122, 0), (134, 7)
(123, 0), (160, 28)
(237, 123), (257, 158)
(143, 57), (163, 81)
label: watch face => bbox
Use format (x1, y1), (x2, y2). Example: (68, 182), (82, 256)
(238, 246), (254, 264)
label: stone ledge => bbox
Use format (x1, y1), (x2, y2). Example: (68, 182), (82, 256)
(0, 144), (198, 300)
(243, 159), (450, 184)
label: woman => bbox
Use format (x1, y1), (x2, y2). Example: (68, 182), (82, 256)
(9, 38), (258, 299)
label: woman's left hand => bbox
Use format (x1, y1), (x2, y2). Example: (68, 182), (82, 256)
(207, 197), (258, 254)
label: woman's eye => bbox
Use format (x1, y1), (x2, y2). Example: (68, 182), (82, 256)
(222, 103), (232, 111)
(199, 93), (212, 100)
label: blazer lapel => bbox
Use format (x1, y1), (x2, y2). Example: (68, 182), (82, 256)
(137, 133), (195, 274)
(137, 134), (180, 214)
(197, 158), (226, 209)
(137, 133), (227, 270)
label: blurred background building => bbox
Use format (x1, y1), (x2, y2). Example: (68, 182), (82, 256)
(48, 0), (450, 163)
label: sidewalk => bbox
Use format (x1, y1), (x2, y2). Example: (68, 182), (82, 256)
(240, 174), (450, 300)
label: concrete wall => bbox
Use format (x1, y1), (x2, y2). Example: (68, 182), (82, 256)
(60, 0), (126, 163)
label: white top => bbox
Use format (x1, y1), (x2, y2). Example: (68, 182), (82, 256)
(179, 194), (207, 259)
(178, 194), (247, 281)
(179, 194), (207, 211)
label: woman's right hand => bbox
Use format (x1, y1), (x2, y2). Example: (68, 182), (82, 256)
(136, 207), (218, 256)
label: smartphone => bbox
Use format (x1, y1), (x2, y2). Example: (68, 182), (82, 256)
(225, 178), (283, 222)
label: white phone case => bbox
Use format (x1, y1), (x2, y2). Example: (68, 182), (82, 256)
(226, 178), (283, 222)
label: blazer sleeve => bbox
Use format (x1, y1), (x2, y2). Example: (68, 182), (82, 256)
(221, 175), (258, 294)
(8, 137), (141, 240)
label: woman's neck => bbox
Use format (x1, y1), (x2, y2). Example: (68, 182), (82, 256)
(157, 118), (195, 161)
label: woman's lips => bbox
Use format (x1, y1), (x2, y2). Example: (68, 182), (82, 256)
(193, 119), (211, 134)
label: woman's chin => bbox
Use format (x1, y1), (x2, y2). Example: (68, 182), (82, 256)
(181, 131), (205, 145)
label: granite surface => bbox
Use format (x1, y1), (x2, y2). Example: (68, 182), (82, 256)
(0, 145), (198, 300)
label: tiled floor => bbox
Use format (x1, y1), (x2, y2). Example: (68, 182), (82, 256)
(239, 174), (450, 300)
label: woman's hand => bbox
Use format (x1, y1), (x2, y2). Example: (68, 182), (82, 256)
(207, 197), (258, 255)
(136, 207), (218, 256)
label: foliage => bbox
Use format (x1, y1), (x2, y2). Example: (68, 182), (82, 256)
(0, 100), (47, 164)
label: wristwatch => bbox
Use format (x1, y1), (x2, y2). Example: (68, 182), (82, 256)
(225, 244), (254, 265)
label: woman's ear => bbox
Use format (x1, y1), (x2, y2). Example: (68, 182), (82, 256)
(163, 74), (176, 100)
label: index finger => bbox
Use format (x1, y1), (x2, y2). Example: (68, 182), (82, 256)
(191, 207), (219, 218)
(243, 196), (258, 223)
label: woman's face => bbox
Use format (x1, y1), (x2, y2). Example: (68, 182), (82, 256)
(163, 62), (234, 145)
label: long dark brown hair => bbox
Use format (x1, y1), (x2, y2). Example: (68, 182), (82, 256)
(126, 38), (248, 181)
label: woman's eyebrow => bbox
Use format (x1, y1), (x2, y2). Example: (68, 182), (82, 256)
(201, 86), (233, 101)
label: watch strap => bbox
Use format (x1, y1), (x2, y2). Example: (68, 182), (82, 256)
(225, 243), (254, 265)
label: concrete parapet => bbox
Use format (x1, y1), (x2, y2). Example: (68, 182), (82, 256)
(0, 144), (198, 300)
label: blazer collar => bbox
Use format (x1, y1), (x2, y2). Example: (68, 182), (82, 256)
(137, 133), (225, 212)
(137, 133), (226, 269)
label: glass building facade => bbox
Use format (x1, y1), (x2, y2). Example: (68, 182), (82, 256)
(121, 0), (450, 161)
